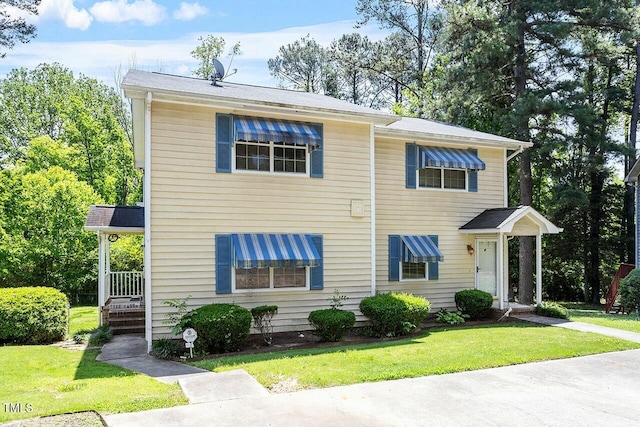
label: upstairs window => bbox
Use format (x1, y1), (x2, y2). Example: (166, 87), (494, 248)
(235, 140), (308, 174)
(419, 168), (467, 190)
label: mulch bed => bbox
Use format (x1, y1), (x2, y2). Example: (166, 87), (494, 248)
(185, 317), (520, 361)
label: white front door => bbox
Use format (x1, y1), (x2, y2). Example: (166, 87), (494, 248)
(476, 239), (498, 297)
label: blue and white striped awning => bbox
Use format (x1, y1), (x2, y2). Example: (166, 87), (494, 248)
(401, 235), (444, 263)
(419, 146), (486, 170)
(232, 233), (321, 269)
(234, 116), (321, 147)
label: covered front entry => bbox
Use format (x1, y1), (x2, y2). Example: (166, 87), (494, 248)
(84, 205), (145, 328)
(460, 206), (562, 310)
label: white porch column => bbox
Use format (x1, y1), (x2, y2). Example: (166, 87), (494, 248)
(497, 232), (504, 310)
(97, 232), (106, 325)
(503, 234), (509, 306)
(536, 232), (542, 305)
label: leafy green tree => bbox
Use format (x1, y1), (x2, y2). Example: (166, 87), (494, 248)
(190, 34), (241, 80)
(0, 164), (103, 296)
(268, 34), (332, 94)
(356, 0), (443, 96)
(0, 0), (41, 57)
(0, 63), (140, 205)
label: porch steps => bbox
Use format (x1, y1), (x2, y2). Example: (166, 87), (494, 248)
(491, 303), (535, 318)
(106, 306), (145, 335)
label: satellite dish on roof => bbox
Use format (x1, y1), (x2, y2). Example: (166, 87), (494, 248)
(211, 59), (225, 86)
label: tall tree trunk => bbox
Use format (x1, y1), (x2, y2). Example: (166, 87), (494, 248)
(512, 0), (534, 305)
(587, 168), (604, 303)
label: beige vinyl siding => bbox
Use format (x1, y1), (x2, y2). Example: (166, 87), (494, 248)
(375, 137), (505, 309)
(149, 102), (373, 337)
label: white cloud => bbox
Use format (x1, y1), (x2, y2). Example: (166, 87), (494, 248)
(37, 0), (93, 31)
(90, 0), (166, 26)
(173, 2), (208, 21)
(0, 21), (388, 87)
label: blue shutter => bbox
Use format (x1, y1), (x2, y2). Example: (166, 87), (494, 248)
(428, 235), (439, 280)
(468, 148), (478, 192)
(215, 234), (232, 294)
(406, 143), (417, 189)
(389, 235), (401, 281)
(310, 235), (323, 289)
(310, 124), (323, 178)
(216, 114), (233, 173)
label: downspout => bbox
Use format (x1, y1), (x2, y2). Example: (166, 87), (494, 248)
(504, 145), (525, 207)
(144, 92), (152, 352)
(370, 123), (376, 296)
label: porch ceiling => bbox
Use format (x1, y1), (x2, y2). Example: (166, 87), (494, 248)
(84, 205), (144, 235)
(459, 206), (562, 236)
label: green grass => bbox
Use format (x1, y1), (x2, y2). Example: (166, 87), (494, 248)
(0, 345), (187, 422)
(190, 322), (640, 391)
(69, 306), (99, 336)
(566, 303), (640, 334)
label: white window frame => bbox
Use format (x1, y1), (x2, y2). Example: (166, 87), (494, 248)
(399, 261), (429, 281)
(232, 266), (311, 292)
(417, 167), (467, 191)
(232, 140), (310, 177)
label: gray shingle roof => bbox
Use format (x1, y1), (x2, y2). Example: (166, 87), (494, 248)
(378, 117), (530, 148)
(459, 207), (521, 230)
(122, 70), (397, 125)
(85, 205), (144, 230)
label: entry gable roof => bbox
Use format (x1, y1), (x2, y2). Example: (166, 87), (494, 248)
(459, 206), (562, 235)
(85, 205), (144, 234)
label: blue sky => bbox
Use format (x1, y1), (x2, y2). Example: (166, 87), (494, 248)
(0, 0), (388, 86)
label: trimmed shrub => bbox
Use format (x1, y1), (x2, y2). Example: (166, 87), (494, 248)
(536, 301), (569, 320)
(151, 338), (183, 359)
(454, 289), (493, 320)
(179, 303), (251, 354)
(308, 309), (356, 342)
(619, 268), (640, 310)
(359, 292), (431, 337)
(0, 287), (68, 344)
(251, 305), (278, 345)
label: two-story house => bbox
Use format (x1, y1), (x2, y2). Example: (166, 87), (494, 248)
(85, 70), (561, 348)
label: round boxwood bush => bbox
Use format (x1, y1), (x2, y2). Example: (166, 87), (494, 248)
(359, 292), (431, 337)
(308, 309), (356, 342)
(179, 303), (251, 354)
(535, 301), (569, 320)
(454, 289), (493, 320)
(0, 286), (69, 344)
(619, 268), (640, 310)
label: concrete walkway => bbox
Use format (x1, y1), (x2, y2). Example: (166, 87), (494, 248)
(97, 335), (268, 404)
(512, 313), (640, 343)
(104, 348), (640, 427)
(100, 317), (640, 426)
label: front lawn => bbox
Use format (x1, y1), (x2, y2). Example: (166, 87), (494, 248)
(190, 322), (640, 391)
(0, 345), (187, 422)
(69, 306), (99, 336)
(566, 303), (640, 334)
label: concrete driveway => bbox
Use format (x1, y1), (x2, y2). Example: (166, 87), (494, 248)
(105, 348), (640, 427)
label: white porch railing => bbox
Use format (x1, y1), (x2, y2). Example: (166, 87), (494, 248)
(108, 271), (144, 298)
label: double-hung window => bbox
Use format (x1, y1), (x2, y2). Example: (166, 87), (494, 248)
(235, 266), (308, 290)
(216, 114), (323, 177)
(388, 235), (443, 282)
(235, 140), (308, 174)
(406, 144), (485, 192)
(214, 233), (324, 294)
(419, 168), (467, 190)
